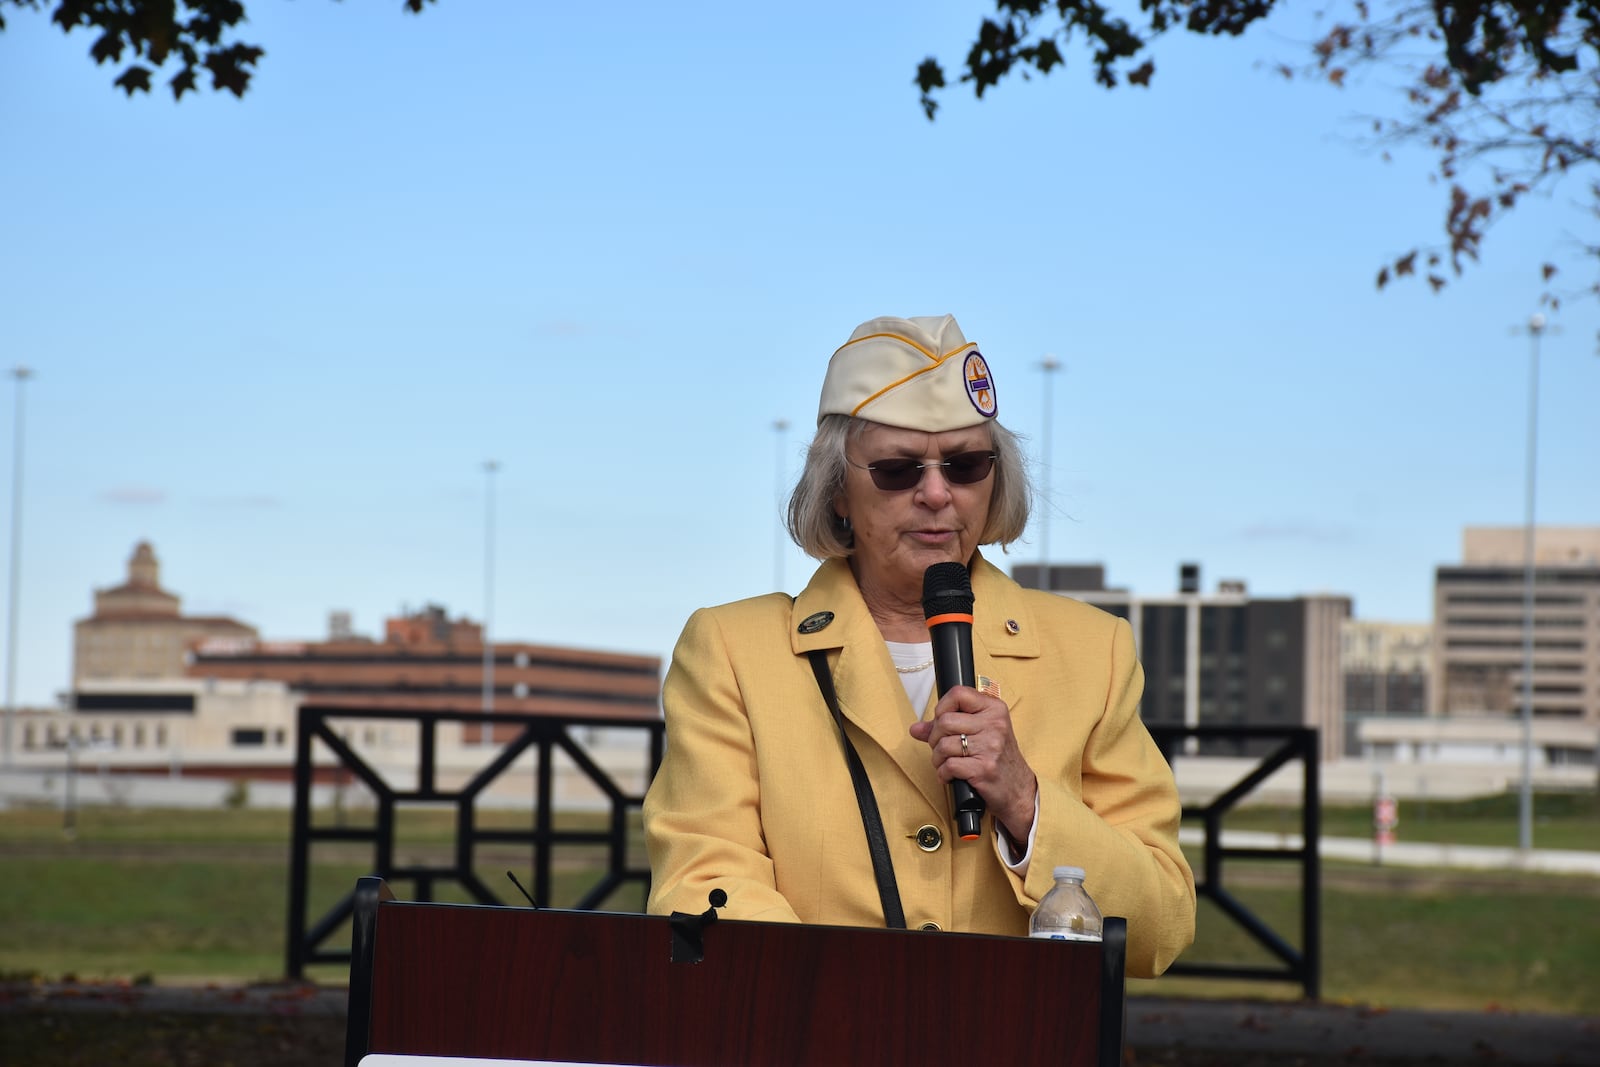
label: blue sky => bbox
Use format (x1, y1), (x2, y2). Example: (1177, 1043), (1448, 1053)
(2, 1), (1596, 706)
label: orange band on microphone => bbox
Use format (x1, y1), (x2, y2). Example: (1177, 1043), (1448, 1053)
(925, 612), (974, 628)
(959, 832), (980, 841)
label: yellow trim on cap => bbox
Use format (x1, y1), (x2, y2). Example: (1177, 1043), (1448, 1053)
(850, 361), (942, 417)
(832, 331), (939, 362)
(849, 342), (977, 417)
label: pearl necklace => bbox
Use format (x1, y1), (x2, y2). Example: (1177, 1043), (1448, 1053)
(895, 658), (934, 674)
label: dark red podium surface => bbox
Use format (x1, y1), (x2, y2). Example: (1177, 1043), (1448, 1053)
(346, 877), (1125, 1067)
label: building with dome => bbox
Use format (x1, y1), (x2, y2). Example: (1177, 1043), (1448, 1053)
(72, 541), (258, 685)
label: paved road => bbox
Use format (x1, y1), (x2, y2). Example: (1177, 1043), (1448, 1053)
(1126, 995), (1599, 1065)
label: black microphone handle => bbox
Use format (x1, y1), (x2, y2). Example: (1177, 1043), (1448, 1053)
(929, 622), (976, 692)
(929, 619), (986, 839)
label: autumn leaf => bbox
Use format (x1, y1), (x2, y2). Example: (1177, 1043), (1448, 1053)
(113, 65), (153, 95)
(171, 68), (197, 100)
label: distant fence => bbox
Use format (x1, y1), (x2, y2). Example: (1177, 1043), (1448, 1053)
(1150, 725), (1321, 999)
(286, 704), (663, 979)
(287, 711), (1318, 998)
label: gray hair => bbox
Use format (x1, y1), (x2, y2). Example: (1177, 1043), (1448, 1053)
(785, 414), (1033, 561)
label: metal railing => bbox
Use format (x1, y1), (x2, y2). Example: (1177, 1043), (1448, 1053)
(288, 710), (1318, 997)
(1149, 725), (1321, 999)
(286, 704), (664, 978)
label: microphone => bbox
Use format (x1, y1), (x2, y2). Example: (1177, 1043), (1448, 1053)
(922, 561), (985, 840)
(505, 870), (539, 908)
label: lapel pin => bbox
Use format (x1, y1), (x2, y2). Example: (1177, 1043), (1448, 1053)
(798, 611), (835, 634)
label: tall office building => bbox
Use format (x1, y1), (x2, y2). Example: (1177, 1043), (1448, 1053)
(1431, 527), (1600, 723)
(1014, 563), (1350, 762)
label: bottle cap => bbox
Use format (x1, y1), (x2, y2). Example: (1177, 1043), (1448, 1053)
(1052, 865), (1086, 882)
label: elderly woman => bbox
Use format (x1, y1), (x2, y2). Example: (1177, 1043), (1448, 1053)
(644, 314), (1195, 977)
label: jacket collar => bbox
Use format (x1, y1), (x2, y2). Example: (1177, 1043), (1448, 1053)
(789, 552), (1040, 659)
(786, 552), (1041, 815)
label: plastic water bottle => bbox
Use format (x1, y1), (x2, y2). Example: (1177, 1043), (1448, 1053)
(1029, 865), (1103, 942)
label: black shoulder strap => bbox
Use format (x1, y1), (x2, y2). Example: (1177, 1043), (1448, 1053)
(806, 648), (906, 929)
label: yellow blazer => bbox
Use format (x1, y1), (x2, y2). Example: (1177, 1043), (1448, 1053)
(643, 553), (1196, 977)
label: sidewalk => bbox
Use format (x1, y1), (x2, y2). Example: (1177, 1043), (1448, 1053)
(1178, 827), (1600, 875)
(4, 980), (1596, 1066)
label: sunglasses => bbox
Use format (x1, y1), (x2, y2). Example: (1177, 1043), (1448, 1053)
(850, 451), (998, 492)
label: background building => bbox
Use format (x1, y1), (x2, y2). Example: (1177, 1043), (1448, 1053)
(38, 676), (301, 770)
(1014, 562), (1350, 762)
(188, 603), (660, 733)
(1342, 619), (1431, 755)
(73, 541), (257, 683)
(1431, 527), (1600, 723)
(11, 548), (663, 809)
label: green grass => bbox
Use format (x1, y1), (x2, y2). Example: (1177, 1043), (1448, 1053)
(0, 855), (362, 982)
(0, 806), (649, 985)
(2, 800), (1597, 1014)
(1133, 859), (1600, 1014)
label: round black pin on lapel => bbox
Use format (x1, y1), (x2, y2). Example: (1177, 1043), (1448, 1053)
(797, 611), (835, 634)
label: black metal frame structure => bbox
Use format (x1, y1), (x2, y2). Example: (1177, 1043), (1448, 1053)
(287, 703), (664, 979)
(1149, 724), (1321, 998)
(291, 708), (1316, 997)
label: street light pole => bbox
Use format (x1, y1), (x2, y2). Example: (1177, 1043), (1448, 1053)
(481, 460), (500, 744)
(772, 418), (789, 591)
(1517, 314), (1544, 854)
(3, 365), (33, 769)
(1038, 356), (1061, 583)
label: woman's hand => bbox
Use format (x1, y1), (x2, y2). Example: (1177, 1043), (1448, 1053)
(909, 686), (1037, 846)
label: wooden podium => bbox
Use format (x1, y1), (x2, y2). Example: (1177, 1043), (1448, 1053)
(345, 877), (1126, 1067)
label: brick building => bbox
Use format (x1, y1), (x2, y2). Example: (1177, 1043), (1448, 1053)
(188, 604), (661, 736)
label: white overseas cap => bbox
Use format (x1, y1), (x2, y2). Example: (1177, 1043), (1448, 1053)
(817, 314), (998, 431)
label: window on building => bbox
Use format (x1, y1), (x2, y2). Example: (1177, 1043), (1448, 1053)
(232, 728), (266, 746)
